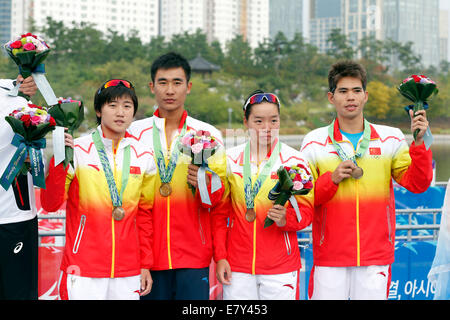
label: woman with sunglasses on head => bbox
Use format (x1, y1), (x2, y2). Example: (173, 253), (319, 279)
(212, 90), (314, 300)
(41, 79), (156, 300)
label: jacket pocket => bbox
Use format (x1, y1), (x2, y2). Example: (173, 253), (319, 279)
(320, 208), (327, 246)
(72, 215), (86, 254)
(386, 206), (392, 243)
(284, 232), (292, 255)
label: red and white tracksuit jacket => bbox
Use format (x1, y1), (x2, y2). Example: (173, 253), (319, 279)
(128, 109), (226, 271)
(212, 141), (314, 275)
(300, 119), (433, 267)
(41, 126), (156, 278)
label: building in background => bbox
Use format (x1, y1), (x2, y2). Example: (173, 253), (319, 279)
(439, 10), (448, 63)
(205, 0), (240, 48)
(9, 0), (159, 42)
(309, 0), (343, 53)
(2, 0), (445, 65)
(0, 0), (12, 46)
(383, 0), (440, 68)
(159, 0), (205, 40)
(308, 0), (442, 67)
(269, 0), (303, 40)
(238, 0), (270, 48)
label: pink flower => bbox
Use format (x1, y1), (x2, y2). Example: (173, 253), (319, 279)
(181, 135), (192, 146)
(191, 143), (203, 154)
(23, 42), (36, 51)
(30, 115), (42, 126)
(293, 181), (304, 191)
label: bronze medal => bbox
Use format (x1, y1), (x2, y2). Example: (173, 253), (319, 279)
(112, 206), (125, 221)
(352, 166), (364, 179)
(159, 182), (172, 197)
(245, 208), (256, 223)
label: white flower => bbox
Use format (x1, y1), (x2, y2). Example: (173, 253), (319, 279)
(191, 142), (203, 154)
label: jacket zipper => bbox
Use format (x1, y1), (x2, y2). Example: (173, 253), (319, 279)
(110, 139), (122, 278)
(72, 215), (86, 254)
(356, 180), (361, 266)
(387, 205), (392, 243)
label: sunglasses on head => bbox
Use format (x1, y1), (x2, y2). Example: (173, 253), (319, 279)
(243, 93), (280, 111)
(98, 79), (134, 94)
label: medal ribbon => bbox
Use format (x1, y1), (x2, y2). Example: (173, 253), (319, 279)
(152, 117), (187, 184)
(327, 119), (371, 165)
(92, 130), (130, 208)
(243, 140), (281, 210)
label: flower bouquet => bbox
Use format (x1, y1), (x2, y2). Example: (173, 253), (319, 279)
(4, 33), (57, 105)
(264, 164), (313, 228)
(398, 75), (438, 141)
(4, 33), (50, 78)
(0, 103), (56, 190)
(48, 97), (84, 168)
(178, 130), (220, 202)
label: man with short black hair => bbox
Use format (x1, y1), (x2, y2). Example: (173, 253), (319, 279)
(129, 52), (227, 300)
(301, 60), (433, 300)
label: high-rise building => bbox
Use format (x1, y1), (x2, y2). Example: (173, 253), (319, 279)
(309, 0), (441, 67)
(309, 0), (343, 52)
(7, 0), (271, 50)
(269, 0), (303, 40)
(383, 0), (440, 68)
(159, 0), (205, 39)
(205, 0), (240, 48)
(10, 0), (159, 42)
(440, 10), (448, 62)
(238, 0), (270, 48)
(0, 0), (12, 46)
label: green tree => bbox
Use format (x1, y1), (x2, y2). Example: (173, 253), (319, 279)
(326, 29), (355, 60)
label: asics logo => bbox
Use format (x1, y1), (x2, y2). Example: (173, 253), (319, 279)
(14, 242), (23, 254)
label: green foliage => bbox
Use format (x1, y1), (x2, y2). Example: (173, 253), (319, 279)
(1, 18), (448, 133)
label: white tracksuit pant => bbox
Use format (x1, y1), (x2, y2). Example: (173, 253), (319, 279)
(309, 265), (390, 300)
(223, 270), (299, 300)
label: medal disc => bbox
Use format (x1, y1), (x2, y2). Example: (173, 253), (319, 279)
(112, 206), (125, 221)
(352, 166), (364, 179)
(245, 208), (256, 223)
(159, 182), (172, 197)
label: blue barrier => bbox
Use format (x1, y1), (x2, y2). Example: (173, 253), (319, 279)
(298, 184), (446, 300)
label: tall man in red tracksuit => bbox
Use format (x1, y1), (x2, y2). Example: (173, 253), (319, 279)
(129, 52), (226, 300)
(301, 61), (433, 300)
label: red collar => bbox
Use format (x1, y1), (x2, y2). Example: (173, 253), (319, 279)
(332, 118), (379, 142)
(153, 108), (188, 132)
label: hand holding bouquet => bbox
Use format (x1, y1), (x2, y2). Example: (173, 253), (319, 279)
(179, 130), (221, 204)
(265, 164), (313, 228)
(4, 33), (57, 105)
(398, 75), (438, 141)
(0, 103), (56, 190)
(48, 97), (84, 168)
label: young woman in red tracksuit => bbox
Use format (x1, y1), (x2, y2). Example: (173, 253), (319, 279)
(212, 90), (315, 300)
(41, 80), (155, 300)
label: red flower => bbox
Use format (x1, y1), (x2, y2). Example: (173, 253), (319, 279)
(11, 41), (22, 49)
(49, 117), (56, 126)
(21, 114), (31, 127)
(411, 75), (421, 83)
(28, 103), (42, 109)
